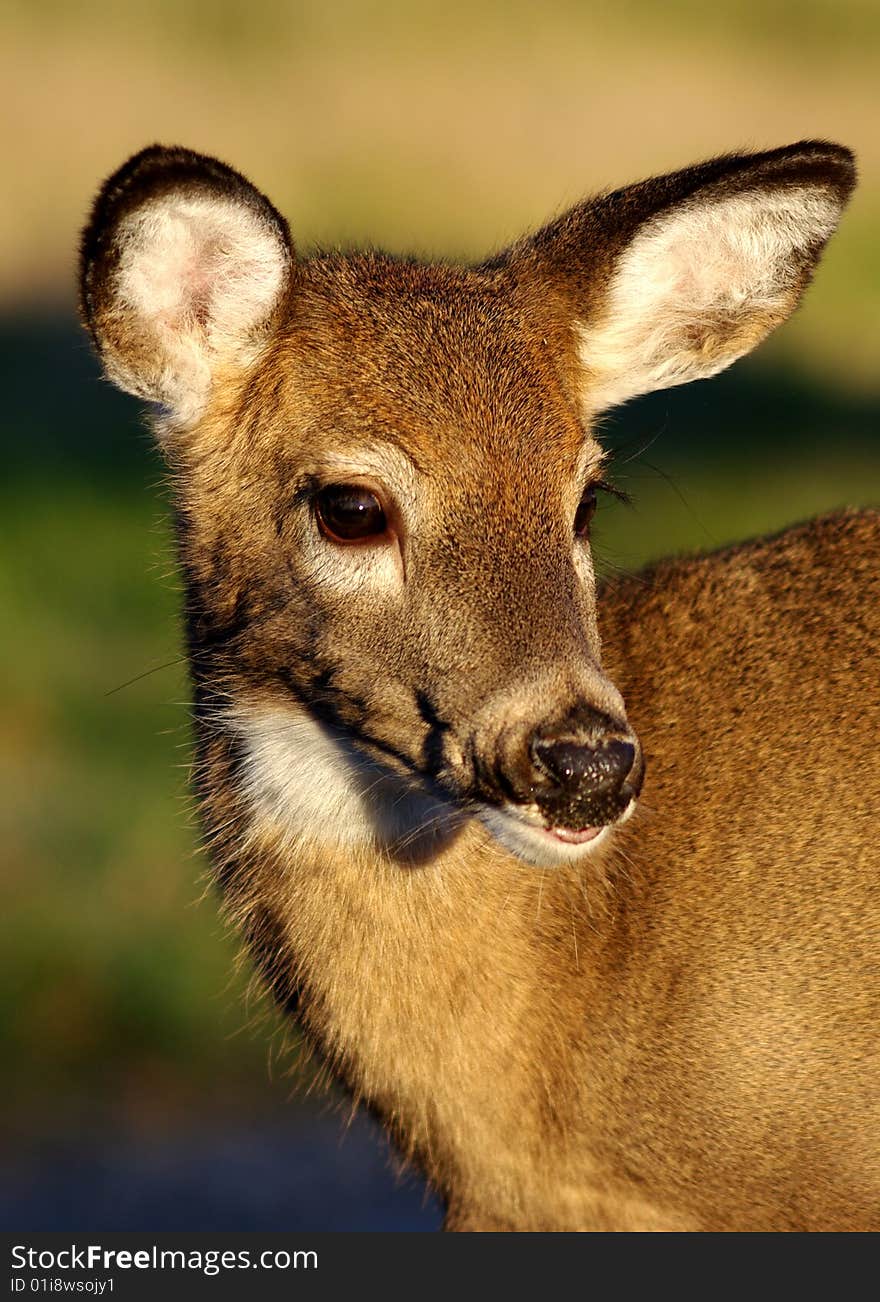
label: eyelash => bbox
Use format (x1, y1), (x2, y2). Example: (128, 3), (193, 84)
(592, 477), (631, 505)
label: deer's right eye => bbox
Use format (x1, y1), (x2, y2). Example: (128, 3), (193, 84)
(315, 485), (389, 544)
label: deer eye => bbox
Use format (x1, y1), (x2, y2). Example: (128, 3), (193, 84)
(574, 485), (597, 539)
(315, 484), (389, 543)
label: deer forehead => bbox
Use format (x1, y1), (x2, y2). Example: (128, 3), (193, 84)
(221, 271), (595, 504)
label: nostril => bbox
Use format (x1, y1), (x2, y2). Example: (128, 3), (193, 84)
(603, 740), (636, 787)
(531, 736), (635, 795)
(531, 739), (587, 789)
(533, 739), (580, 786)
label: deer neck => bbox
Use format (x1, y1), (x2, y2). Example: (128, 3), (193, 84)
(201, 708), (616, 1200)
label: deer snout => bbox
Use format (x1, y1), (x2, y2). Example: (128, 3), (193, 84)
(525, 717), (643, 832)
(473, 703), (643, 865)
(531, 735), (636, 798)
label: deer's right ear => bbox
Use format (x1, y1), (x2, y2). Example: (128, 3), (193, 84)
(79, 145), (293, 430)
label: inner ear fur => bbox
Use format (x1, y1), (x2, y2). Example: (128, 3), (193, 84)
(498, 141), (856, 414)
(79, 145), (293, 427)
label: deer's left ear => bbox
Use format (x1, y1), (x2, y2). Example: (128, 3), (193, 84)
(504, 141), (856, 414)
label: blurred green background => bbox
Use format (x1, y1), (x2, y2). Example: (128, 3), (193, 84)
(1, 0), (877, 1227)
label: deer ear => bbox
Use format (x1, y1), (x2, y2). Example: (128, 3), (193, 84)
(507, 141), (856, 414)
(79, 145), (293, 429)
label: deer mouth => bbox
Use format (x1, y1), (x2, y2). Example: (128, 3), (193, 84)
(544, 824), (605, 845)
(474, 797), (635, 867)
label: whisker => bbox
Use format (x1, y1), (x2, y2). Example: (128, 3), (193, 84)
(104, 654), (189, 696)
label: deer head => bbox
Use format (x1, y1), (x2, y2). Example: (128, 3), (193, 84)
(80, 141), (855, 867)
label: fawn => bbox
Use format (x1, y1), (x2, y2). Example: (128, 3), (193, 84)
(80, 140), (879, 1230)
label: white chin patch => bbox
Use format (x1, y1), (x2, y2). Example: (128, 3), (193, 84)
(476, 803), (631, 868)
(226, 701), (461, 859)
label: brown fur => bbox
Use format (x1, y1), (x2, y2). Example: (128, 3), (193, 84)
(78, 141), (880, 1230)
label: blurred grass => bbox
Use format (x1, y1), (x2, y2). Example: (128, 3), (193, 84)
(1, 0), (878, 1135)
(8, 0), (880, 60)
(0, 473), (277, 1124)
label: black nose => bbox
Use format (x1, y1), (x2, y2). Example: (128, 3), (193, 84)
(531, 737), (635, 798)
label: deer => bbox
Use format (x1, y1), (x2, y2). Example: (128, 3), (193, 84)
(79, 139), (880, 1231)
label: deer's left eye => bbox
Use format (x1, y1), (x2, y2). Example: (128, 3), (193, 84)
(574, 485), (597, 538)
